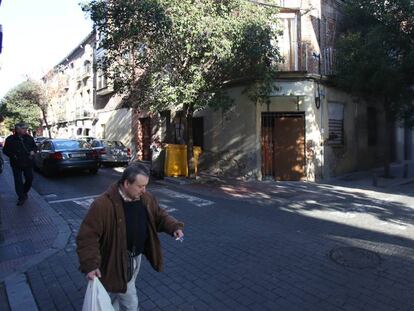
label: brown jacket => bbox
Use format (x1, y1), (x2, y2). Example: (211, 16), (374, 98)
(76, 183), (184, 293)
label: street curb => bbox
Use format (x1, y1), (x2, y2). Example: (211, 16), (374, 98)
(5, 274), (38, 311)
(0, 163), (71, 310)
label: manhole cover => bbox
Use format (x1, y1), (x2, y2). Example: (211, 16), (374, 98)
(329, 247), (381, 269)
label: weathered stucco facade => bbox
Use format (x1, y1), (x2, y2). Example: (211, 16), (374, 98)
(195, 80), (388, 181)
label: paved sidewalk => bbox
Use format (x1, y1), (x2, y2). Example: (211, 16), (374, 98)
(159, 162), (414, 204)
(0, 162), (70, 310)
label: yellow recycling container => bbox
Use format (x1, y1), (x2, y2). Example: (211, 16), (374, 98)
(164, 144), (202, 177)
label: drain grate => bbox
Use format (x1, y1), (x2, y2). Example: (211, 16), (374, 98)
(329, 247), (381, 269)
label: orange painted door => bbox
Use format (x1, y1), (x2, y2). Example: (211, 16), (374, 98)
(273, 115), (305, 181)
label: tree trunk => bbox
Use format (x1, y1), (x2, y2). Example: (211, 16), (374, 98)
(41, 109), (52, 139)
(186, 105), (195, 178)
(383, 107), (394, 178)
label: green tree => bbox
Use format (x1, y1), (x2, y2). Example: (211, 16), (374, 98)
(0, 78), (61, 138)
(0, 82), (43, 135)
(335, 0), (414, 177)
(83, 0), (281, 176)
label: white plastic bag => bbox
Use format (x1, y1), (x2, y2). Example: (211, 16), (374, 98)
(82, 278), (115, 311)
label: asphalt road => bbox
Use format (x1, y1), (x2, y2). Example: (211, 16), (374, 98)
(32, 166), (123, 201)
(27, 167), (414, 311)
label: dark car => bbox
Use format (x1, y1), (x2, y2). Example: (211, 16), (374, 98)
(34, 139), (100, 176)
(34, 136), (47, 148)
(91, 139), (131, 166)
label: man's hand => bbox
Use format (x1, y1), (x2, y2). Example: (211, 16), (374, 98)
(174, 229), (184, 241)
(86, 268), (101, 280)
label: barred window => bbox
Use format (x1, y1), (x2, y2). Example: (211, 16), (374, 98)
(328, 102), (345, 146)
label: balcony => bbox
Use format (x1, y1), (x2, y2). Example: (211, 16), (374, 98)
(77, 70), (91, 82)
(96, 74), (114, 96)
(75, 109), (94, 120)
(57, 114), (67, 123)
(322, 47), (335, 76)
(277, 41), (310, 72)
(81, 69), (91, 80)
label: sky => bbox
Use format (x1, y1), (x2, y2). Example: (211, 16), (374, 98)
(0, 0), (92, 99)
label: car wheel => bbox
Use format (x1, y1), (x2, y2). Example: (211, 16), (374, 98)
(42, 165), (54, 177)
(33, 162), (39, 172)
(89, 168), (99, 174)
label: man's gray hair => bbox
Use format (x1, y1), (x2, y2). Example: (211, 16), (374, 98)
(119, 162), (150, 185)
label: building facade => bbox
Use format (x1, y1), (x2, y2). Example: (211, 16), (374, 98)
(43, 32), (96, 140)
(42, 1), (413, 180)
(180, 0), (389, 181)
(42, 32), (134, 151)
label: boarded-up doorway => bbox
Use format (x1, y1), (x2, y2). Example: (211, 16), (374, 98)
(261, 113), (306, 181)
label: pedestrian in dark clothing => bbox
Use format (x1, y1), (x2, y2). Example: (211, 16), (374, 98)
(2, 123), (37, 205)
(77, 163), (184, 311)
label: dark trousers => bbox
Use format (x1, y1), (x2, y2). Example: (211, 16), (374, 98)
(11, 165), (34, 199)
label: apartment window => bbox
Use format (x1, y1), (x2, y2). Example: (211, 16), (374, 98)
(367, 107), (378, 146)
(84, 60), (91, 73)
(278, 13), (298, 71)
(328, 102), (345, 146)
(97, 70), (107, 90)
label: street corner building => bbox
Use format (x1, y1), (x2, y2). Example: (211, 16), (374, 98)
(40, 0), (414, 182)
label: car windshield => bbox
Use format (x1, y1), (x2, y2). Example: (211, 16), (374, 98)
(53, 140), (90, 150)
(104, 141), (124, 148)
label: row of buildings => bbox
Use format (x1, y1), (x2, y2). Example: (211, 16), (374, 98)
(41, 0), (414, 181)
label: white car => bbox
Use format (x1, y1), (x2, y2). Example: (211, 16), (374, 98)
(91, 139), (131, 166)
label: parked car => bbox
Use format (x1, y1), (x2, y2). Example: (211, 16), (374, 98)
(34, 136), (47, 148)
(34, 139), (100, 176)
(77, 136), (96, 143)
(91, 139), (131, 166)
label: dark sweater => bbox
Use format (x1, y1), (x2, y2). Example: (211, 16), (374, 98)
(123, 199), (149, 256)
(3, 134), (37, 168)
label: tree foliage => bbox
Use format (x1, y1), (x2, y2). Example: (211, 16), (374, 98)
(334, 0), (414, 176)
(335, 0), (414, 118)
(82, 0), (281, 112)
(0, 82), (43, 133)
(83, 0), (281, 176)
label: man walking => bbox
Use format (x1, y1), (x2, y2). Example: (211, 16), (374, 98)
(76, 163), (184, 311)
(2, 122), (37, 205)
